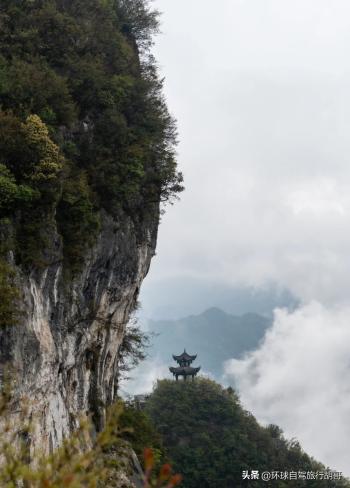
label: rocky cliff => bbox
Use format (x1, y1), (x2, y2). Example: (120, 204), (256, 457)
(0, 1), (182, 465)
(0, 208), (158, 453)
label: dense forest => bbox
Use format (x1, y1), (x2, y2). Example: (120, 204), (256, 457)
(0, 0), (183, 325)
(124, 379), (349, 488)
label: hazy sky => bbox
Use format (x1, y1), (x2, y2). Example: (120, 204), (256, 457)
(141, 0), (350, 315)
(136, 0), (350, 474)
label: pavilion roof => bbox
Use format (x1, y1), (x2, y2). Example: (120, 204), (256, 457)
(169, 366), (201, 375)
(172, 349), (197, 362)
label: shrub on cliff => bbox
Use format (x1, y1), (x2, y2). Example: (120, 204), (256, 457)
(0, 0), (183, 271)
(0, 386), (182, 488)
(0, 259), (21, 328)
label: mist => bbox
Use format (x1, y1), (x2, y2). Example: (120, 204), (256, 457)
(136, 0), (350, 474)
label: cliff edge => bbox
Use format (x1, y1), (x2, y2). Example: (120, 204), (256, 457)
(0, 0), (182, 456)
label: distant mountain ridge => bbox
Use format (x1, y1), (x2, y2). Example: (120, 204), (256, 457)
(140, 280), (299, 320)
(147, 307), (271, 380)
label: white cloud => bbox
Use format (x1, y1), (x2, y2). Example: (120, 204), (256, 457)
(138, 0), (350, 473)
(286, 178), (347, 217)
(224, 302), (350, 474)
(142, 0), (350, 307)
(119, 358), (169, 397)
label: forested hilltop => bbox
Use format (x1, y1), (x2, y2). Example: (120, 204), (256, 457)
(124, 379), (349, 488)
(0, 0), (183, 284)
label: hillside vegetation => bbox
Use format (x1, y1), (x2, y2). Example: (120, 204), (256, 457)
(144, 379), (349, 488)
(0, 0), (183, 328)
(0, 0), (183, 273)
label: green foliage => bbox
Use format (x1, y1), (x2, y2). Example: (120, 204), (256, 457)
(119, 407), (165, 469)
(0, 111), (64, 267)
(0, 385), (182, 488)
(0, 386), (128, 487)
(0, 0), (183, 270)
(22, 114), (63, 202)
(143, 448), (182, 488)
(16, 210), (58, 269)
(116, 0), (159, 50)
(0, 56), (76, 127)
(146, 379), (350, 488)
(0, 111), (63, 190)
(0, 164), (36, 213)
(117, 319), (152, 380)
(0, 259), (21, 327)
(57, 171), (100, 272)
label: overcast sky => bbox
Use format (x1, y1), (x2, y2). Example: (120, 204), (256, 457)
(136, 0), (350, 474)
(141, 0), (350, 315)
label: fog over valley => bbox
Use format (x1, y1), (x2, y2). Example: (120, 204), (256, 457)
(135, 0), (350, 475)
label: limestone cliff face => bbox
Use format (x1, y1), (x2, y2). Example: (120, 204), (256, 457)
(0, 208), (158, 454)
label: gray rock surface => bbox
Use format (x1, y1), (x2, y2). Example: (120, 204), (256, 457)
(0, 208), (158, 457)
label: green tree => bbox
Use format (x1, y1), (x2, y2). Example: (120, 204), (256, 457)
(0, 0), (183, 270)
(146, 379), (349, 488)
(0, 259), (21, 328)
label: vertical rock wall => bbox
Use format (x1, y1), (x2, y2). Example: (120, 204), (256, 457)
(0, 208), (159, 453)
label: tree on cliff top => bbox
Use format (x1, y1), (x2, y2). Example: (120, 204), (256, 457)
(0, 0), (183, 272)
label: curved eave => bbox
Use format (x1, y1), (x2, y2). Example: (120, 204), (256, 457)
(172, 353), (197, 362)
(169, 366), (201, 375)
